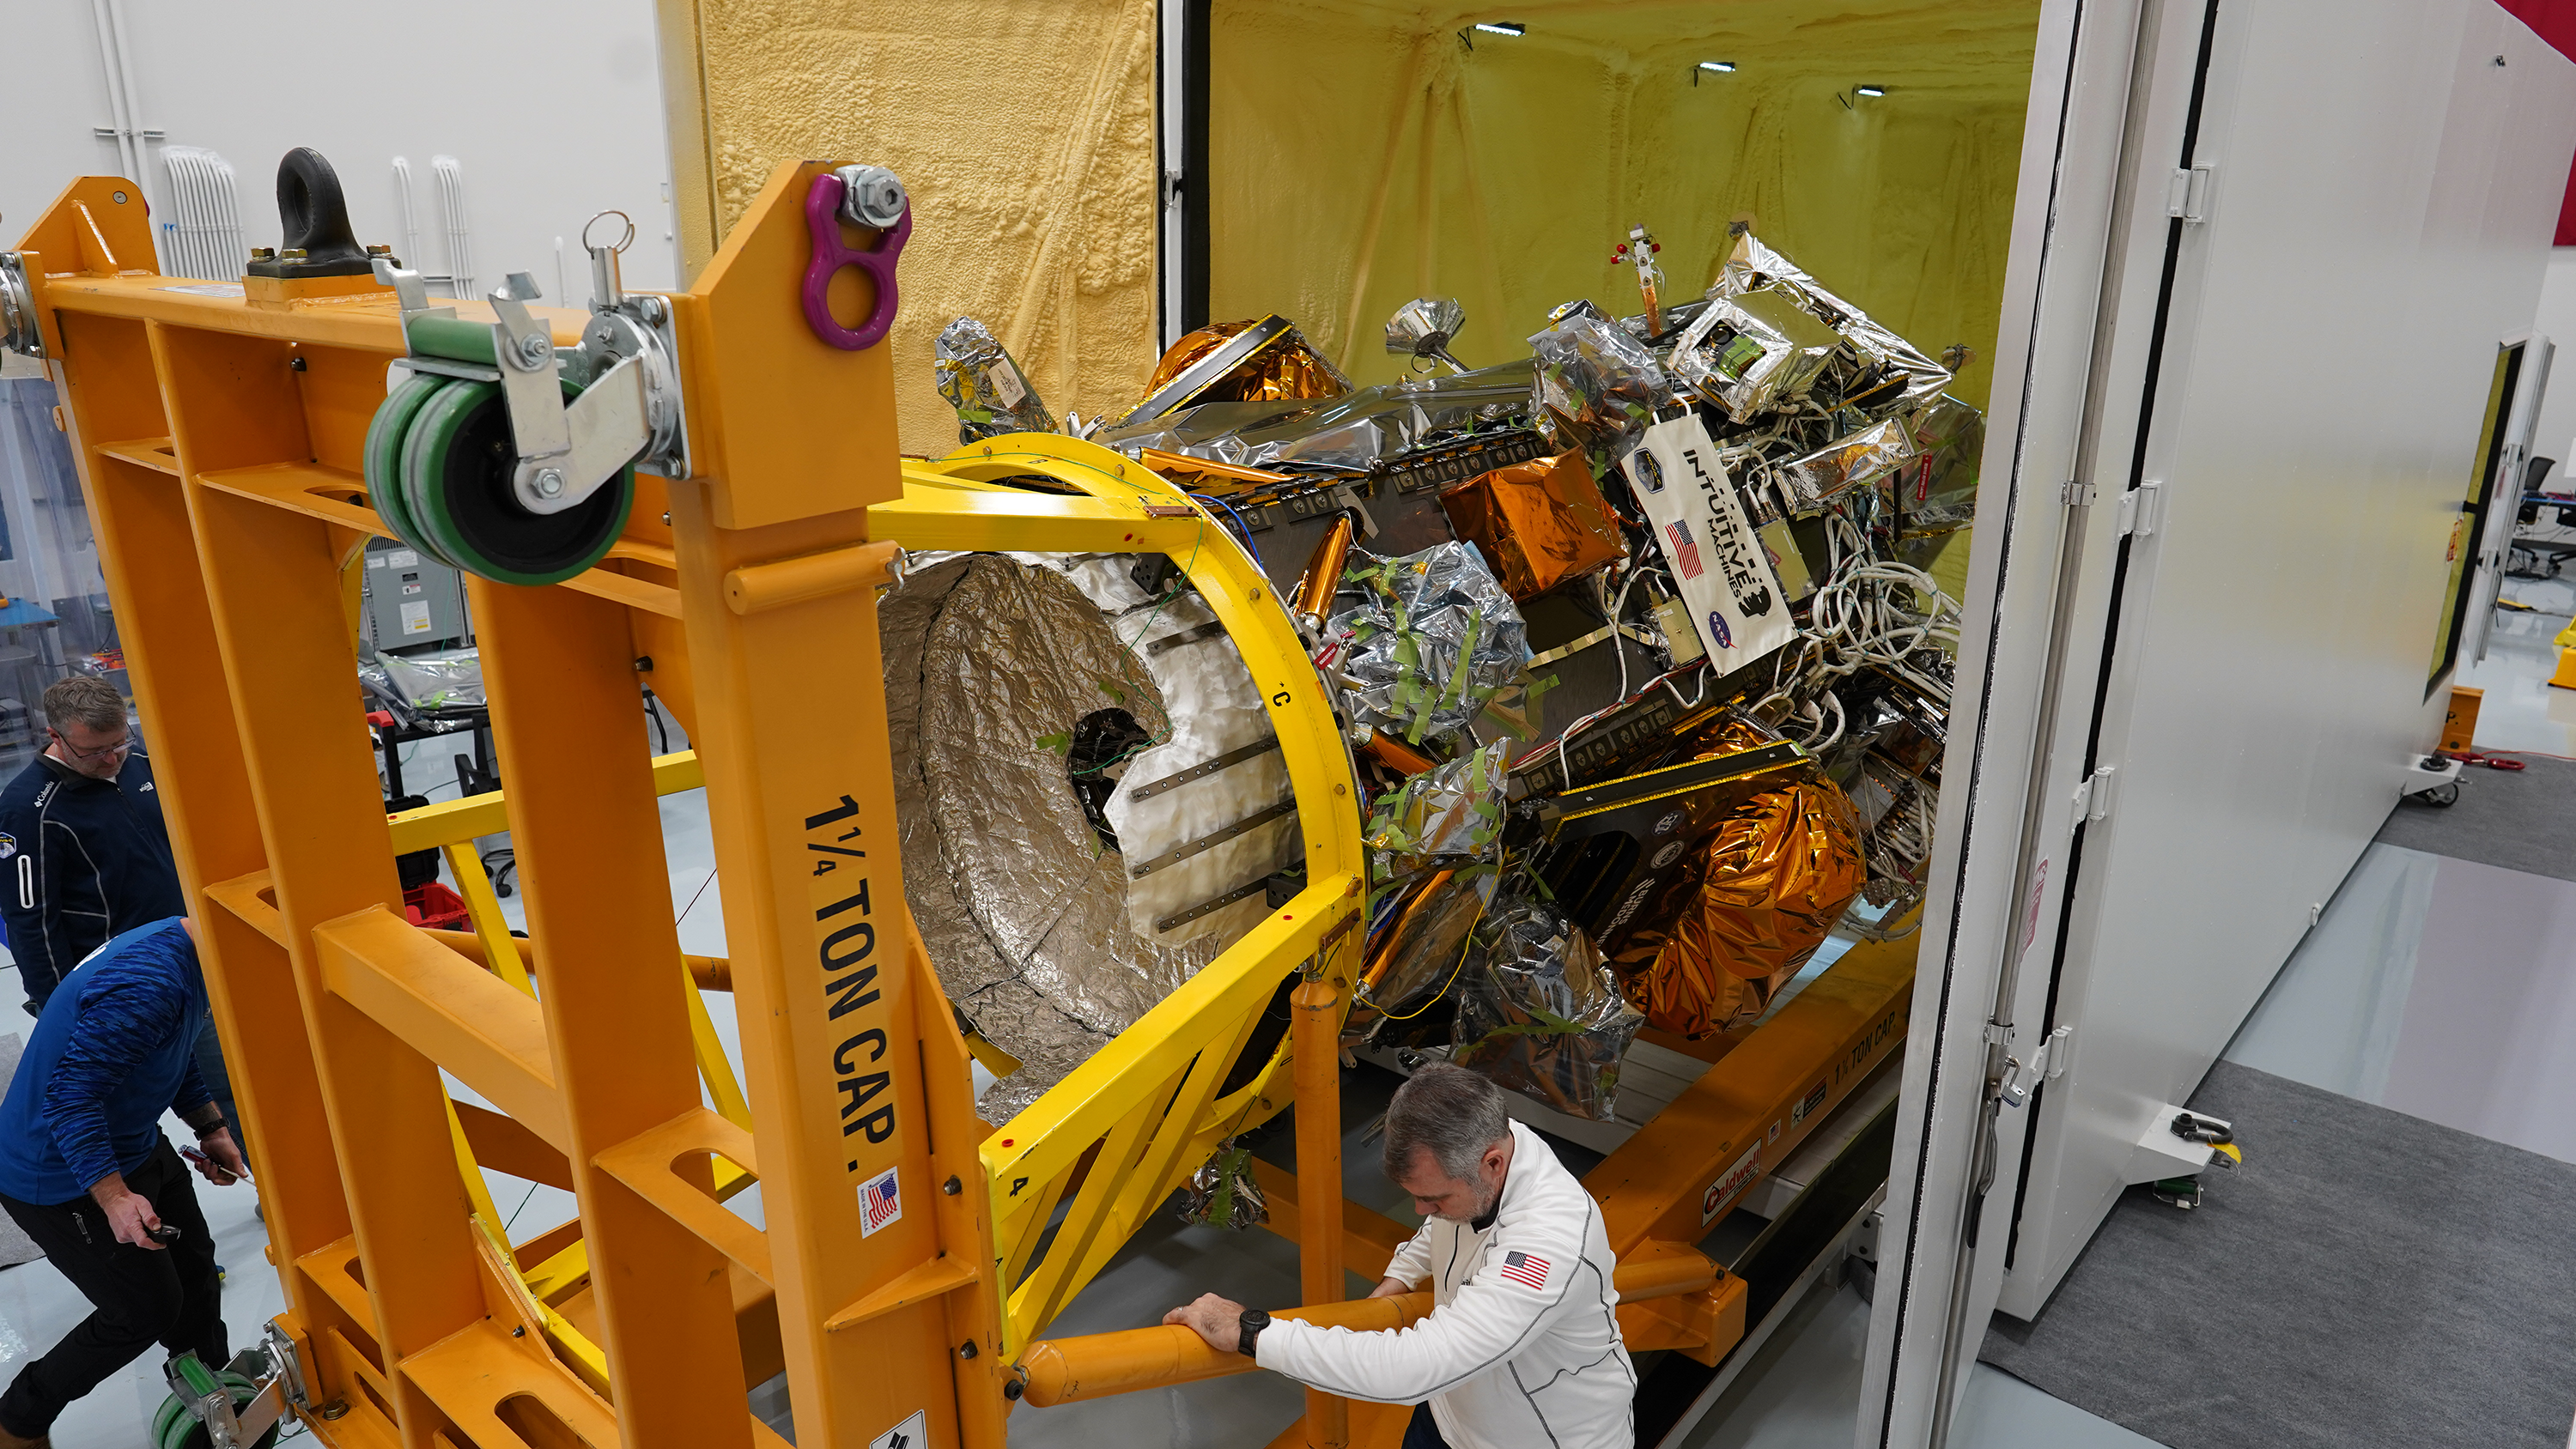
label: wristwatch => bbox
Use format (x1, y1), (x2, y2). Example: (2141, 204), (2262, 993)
(1237, 1307), (1270, 1358)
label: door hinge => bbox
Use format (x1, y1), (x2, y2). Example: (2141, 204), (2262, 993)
(2166, 164), (2216, 224)
(2114, 479), (2164, 538)
(2000, 1024), (2075, 1108)
(2074, 763), (2117, 825)
(2060, 480), (2095, 507)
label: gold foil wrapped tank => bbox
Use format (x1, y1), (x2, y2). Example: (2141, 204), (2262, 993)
(1438, 449), (1628, 600)
(1132, 315), (1352, 416)
(1614, 723), (1867, 1039)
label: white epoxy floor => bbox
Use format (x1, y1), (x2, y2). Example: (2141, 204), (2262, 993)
(4, 572), (2567, 1446)
(2451, 571), (2576, 756)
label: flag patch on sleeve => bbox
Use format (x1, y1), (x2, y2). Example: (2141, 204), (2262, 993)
(1499, 1251), (1551, 1290)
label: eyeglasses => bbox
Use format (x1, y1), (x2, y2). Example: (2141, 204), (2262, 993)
(52, 730), (132, 763)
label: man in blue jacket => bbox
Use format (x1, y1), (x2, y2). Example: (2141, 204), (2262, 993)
(0, 677), (246, 1165)
(0, 916), (248, 1448)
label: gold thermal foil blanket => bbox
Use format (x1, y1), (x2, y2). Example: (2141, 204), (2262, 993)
(1439, 448), (1626, 600)
(1611, 725), (1868, 1039)
(1134, 317), (1353, 415)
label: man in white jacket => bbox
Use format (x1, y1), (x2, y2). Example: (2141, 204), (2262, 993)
(1166, 1064), (1634, 1448)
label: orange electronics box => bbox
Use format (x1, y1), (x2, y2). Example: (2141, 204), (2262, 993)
(2442, 685), (2483, 753)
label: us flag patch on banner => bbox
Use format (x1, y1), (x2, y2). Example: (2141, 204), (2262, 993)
(1499, 1251), (1551, 1290)
(1664, 520), (1705, 580)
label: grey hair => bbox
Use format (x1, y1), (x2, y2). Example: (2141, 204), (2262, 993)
(42, 676), (126, 735)
(1382, 1063), (1510, 1182)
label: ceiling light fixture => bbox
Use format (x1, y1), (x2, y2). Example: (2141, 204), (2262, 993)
(1474, 21), (1526, 36)
(1855, 84), (1886, 96)
(1699, 60), (1737, 73)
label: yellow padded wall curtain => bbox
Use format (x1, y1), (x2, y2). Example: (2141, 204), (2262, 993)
(661, 0), (1163, 457)
(1205, 0), (2040, 597)
(1207, 0), (2038, 408)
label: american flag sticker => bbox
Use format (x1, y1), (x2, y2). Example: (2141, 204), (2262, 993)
(1664, 520), (1705, 580)
(1499, 1251), (1552, 1291)
(860, 1166), (902, 1237)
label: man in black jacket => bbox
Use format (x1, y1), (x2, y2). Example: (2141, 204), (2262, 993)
(0, 679), (244, 1165)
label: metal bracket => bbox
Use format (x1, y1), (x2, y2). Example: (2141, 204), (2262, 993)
(263, 1321), (314, 1411)
(1127, 737), (1282, 801)
(0, 252), (43, 358)
(2114, 479), (2164, 537)
(374, 209), (690, 505)
(2059, 480), (2094, 507)
(1125, 797), (1296, 879)
(1998, 1024), (2073, 1108)
(166, 1343), (299, 1449)
(2073, 763), (2117, 826)
(2166, 164), (2216, 224)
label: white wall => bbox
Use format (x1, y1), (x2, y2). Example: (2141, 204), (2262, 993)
(2532, 248), (2576, 483)
(1, 1), (678, 297)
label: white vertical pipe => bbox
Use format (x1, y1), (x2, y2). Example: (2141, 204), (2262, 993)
(160, 149), (186, 275)
(169, 149), (199, 277)
(100, 0), (160, 266)
(433, 155), (473, 300)
(210, 152), (244, 276)
(87, 1), (142, 195)
(155, 149), (248, 282)
(182, 151), (210, 279)
(392, 156), (424, 278)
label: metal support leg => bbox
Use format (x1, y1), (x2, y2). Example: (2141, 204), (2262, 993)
(1292, 976), (1348, 1449)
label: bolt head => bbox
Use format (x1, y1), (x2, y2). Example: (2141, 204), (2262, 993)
(515, 333), (553, 368)
(537, 469), (565, 497)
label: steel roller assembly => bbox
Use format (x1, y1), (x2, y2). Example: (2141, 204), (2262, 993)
(152, 1331), (309, 1449)
(364, 206), (683, 585)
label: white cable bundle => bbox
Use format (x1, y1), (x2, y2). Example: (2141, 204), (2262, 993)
(431, 155), (473, 301)
(1759, 512), (1960, 749)
(159, 148), (246, 282)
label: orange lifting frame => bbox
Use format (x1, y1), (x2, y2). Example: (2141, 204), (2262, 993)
(9, 159), (1913, 1449)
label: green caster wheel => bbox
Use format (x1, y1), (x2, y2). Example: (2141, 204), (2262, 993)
(368, 374), (635, 586)
(361, 369), (449, 557)
(151, 1367), (280, 1449)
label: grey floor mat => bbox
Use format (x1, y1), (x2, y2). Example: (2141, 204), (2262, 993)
(2377, 752), (2576, 881)
(1980, 1060), (2576, 1448)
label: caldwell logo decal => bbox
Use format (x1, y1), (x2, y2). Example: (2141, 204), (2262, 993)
(1700, 1142), (1765, 1225)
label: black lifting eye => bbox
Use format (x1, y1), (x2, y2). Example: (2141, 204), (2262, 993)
(247, 148), (378, 280)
